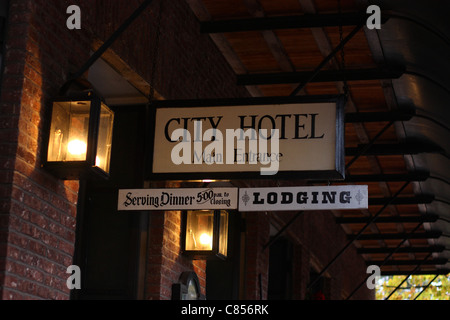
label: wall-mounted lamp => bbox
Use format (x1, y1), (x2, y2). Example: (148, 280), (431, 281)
(182, 210), (229, 260)
(44, 91), (114, 180)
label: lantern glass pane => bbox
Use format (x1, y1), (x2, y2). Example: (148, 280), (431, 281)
(47, 101), (90, 162)
(185, 210), (214, 251)
(96, 103), (114, 173)
(219, 210), (228, 257)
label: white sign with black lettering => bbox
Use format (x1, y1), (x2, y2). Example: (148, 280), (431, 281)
(238, 185), (368, 211)
(118, 188), (238, 211)
(152, 100), (344, 179)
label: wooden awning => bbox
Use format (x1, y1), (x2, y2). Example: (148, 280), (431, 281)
(186, 0), (450, 277)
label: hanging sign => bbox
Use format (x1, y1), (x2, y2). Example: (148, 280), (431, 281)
(149, 96), (345, 180)
(118, 188), (238, 211)
(238, 185), (368, 211)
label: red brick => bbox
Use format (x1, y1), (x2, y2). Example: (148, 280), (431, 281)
(57, 240), (74, 256)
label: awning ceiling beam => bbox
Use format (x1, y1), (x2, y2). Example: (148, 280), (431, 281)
(368, 195), (434, 206)
(345, 143), (444, 156)
(200, 12), (389, 33)
(368, 258), (448, 266)
(348, 231), (442, 241)
(344, 110), (415, 123)
(337, 214), (439, 224)
(357, 245), (445, 254)
(236, 67), (404, 85)
(381, 269), (450, 276)
(343, 171), (429, 182)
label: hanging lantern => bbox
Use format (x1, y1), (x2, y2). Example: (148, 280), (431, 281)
(44, 91), (114, 180)
(182, 210), (229, 260)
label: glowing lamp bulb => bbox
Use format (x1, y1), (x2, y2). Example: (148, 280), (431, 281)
(199, 233), (212, 247)
(67, 139), (87, 156)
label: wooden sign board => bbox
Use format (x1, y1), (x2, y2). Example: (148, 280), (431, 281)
(149, 96), (345, 180)
(238, 185), (368, 211)
(118, 188), (238, 211)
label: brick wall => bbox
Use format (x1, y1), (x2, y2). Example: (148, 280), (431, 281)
(146, 209), (207, 300)
(267, 210), (374, 300)
(0, 0), (249, 300)
(244, 212), (270, 299)
(0, 0), (92, 299)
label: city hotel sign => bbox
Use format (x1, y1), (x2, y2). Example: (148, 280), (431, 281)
(149, 96), (345, 180)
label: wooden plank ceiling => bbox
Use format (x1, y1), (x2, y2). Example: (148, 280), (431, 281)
(186, 0), (449, 276)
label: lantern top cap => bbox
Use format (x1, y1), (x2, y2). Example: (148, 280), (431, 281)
(56, 75), (107, 104)
(54, 89), (106, 103)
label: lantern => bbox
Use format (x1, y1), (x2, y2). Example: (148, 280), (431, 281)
(182, 210), (229, 260)
(45, 91), (114, 180)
